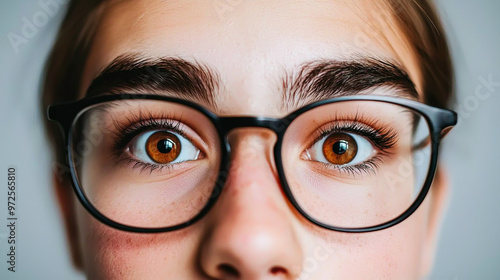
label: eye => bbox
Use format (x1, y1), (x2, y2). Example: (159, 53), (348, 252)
(304, 132), (375, 166)
(129, 130), (200, 164)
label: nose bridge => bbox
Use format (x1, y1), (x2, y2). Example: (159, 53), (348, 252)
(199, 118), (304, 279)
(224, 126), (280, 180)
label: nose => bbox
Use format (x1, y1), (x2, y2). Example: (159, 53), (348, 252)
(199, 129), (303, 280)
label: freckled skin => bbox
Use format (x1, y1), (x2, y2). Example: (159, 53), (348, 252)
(64, 0), (449, 279)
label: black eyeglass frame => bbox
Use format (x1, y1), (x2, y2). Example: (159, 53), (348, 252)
(47, 94), (457, 233)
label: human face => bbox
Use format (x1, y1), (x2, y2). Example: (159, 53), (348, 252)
(69, 0), (447, 279)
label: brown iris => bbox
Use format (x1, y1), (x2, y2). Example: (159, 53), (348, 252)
(322, 133), (358, 165)
(145, 131), (182, 163)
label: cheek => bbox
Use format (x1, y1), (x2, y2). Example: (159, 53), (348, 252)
(74, 201), (202, 280)
(301, 198), (430, 279)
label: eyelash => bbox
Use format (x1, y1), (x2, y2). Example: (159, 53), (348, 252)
(111, 112), (191, 173)
(311, 117), (398, 176)
(110, 112), (397, 175)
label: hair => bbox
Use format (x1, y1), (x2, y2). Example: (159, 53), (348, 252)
(41, 0), (454, 171)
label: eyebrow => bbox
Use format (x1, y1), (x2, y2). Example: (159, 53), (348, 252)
(86, 53), (418, 112)
(280, 58), (419, 111)
(85, 53), (221, 108)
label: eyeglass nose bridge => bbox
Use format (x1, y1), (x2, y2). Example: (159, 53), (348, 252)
(216, 116), (291, 172)
(217, 116), (291, 154)
(218, 116), (291, 135)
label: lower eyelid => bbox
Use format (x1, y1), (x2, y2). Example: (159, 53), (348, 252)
(319, 156), (383, 176)
(117, 155), (199, 175)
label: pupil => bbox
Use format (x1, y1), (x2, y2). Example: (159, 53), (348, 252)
(332, 140), (348, 155)
(157, 139), (174, 154)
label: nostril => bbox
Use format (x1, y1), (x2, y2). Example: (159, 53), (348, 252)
(270, 266), (287, 275)
(218, 263), (240, 277)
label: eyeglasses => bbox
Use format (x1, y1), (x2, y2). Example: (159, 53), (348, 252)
(47, 94), (457, 233)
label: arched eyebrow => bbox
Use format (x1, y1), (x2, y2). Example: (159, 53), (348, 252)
(86, 53), (419, 111)
(85, 53), (221, 108)
(280, 58), (419, 111)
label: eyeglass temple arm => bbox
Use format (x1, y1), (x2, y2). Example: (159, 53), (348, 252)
(411, 109), (457, 151)
(436, 109), (457, 141)
(439, 126), (455, 141)
(47, 103), (77, 144)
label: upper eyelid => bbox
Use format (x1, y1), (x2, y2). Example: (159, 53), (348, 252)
(313, 122), (377, 143)
(311, 121), (398, 151)
(120, 119), (188, 141)
(110, 117), (208, 156)
(111, 118), (182, 151)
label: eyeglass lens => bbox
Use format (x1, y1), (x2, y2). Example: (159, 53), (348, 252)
(69, 99), (431, 229)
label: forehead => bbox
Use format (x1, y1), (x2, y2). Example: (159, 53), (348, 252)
(82, 0), (422, 114)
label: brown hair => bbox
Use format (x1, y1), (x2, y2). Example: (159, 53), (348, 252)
(41, 0), (454, 174)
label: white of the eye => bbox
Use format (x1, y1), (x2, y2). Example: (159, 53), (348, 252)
(307, 133), (375, 166)
(131, 130), (200, 164)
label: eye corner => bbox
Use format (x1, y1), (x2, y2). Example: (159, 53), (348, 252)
(300, 149), (311, 161)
